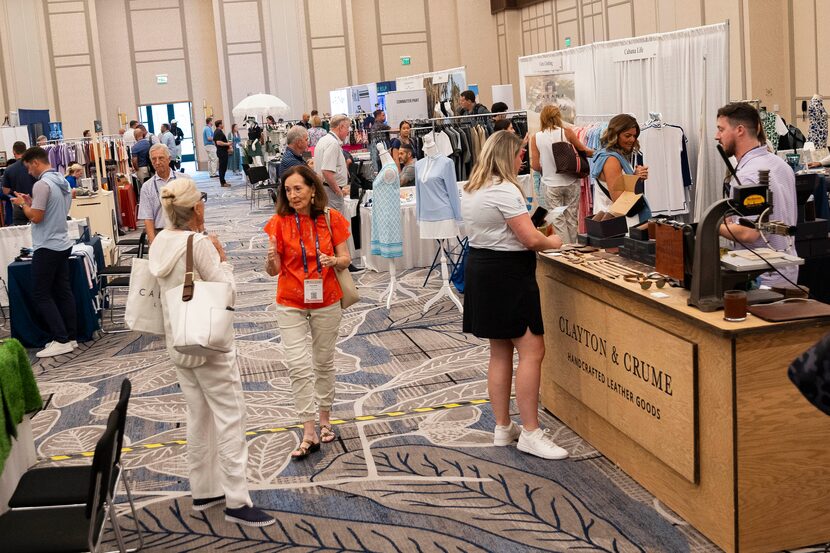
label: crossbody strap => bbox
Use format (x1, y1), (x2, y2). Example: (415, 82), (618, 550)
(182, 233), (195, 301)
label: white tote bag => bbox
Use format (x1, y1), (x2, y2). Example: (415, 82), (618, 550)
(165, 234), (235, 356)
(124, 258), (164, 335)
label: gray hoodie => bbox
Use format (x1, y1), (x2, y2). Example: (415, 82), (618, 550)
(149, 229), (236, 368)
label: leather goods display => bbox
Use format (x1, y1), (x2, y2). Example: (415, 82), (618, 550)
(118, 181), (137, 230)
(124, 258), (164, 335)
(788, 331), (830, 416)
(747, 298), (830, 322)
(551, 141), (590, 178)
(323, 209), (360, 309)
(165, 234), (235, 355)
(655, 222), (686, 283)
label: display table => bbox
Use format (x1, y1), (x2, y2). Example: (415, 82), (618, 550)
(70, 191), (116, 240)
(9, 255), (99, 347)
(0, 220), (88, 306)
(537, 253), (830, 553)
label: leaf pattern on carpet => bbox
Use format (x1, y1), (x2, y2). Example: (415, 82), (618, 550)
(30, 408), (61, 441)
(39, 381), (97, 407)
(319, 445), (645, 553)
(126, 498), (490, 552)
(246, 433), (298, 484)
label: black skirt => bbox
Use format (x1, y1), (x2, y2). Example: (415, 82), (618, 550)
(462, 247), (544, 339)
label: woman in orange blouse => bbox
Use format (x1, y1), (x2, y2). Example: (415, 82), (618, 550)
(264, 165), (351, 459)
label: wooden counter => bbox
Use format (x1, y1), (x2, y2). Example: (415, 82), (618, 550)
(537, 253), (830, 553)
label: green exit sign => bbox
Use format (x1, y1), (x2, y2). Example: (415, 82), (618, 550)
(401, 56), (411, 66)
(565, 37), (571, 48)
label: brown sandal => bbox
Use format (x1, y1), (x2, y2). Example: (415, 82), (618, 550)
(291, 439), (320, 460)
(320, 424), (336, 443)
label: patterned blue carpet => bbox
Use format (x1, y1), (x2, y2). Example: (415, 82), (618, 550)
(17, 171), (829, 552)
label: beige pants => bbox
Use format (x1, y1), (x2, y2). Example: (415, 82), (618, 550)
(175, 350), (252, 509)
(276, 302), (342, 422)
(205, 145), (219, 176)
(544, 183), (580, 245)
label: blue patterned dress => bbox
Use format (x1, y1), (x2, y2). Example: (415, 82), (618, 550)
(370, 162), (403, 258)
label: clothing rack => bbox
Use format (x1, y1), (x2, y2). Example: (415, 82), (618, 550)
(425, 109), (527, 123)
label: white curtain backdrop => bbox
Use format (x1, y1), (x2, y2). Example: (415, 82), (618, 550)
(519, 23), (729, 220)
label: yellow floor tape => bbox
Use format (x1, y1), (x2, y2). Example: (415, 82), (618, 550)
(44, 398), (493, 462)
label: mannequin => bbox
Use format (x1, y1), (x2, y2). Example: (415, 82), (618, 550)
(372, 143), (415, 309)
(415, 135), (463, 313)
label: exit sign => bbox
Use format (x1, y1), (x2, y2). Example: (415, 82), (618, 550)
(565, 37), (571, 48)
(400, 56), (411, 66)
(156, 74), (168, 84)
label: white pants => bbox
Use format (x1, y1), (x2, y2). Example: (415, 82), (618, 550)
(276, 302), (342, 422)
(205, 145), (218, 176)
(175, 350), (252, 509)
(544, 183), (580, 245)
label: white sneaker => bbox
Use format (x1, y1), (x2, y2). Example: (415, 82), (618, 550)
(36, 341), (75, 358)
(69, 341), (78, 349)
(517, 428), (569, 460)
(493, 421), (522, 446)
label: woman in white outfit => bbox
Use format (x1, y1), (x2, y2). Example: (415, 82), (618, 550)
(149, 176), (274, 528)
(530, 104), (593, 244)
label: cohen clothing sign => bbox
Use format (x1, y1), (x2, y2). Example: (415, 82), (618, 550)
(545, 282), (697, 482)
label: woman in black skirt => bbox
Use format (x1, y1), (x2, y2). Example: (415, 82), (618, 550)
(461, 130), (569, 460)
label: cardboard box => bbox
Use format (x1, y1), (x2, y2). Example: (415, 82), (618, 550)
(585, 213), (628, 237)
(609, 174), (645, 217)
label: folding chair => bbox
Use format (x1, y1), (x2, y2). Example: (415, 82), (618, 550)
(248, 165), (278, 210)
(0, 409), (128, 552)
(8, 379), (143, 551)
(97, 265), (132, 334)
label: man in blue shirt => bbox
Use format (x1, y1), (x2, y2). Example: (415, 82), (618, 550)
(12, 147), (76, 358)
(203, 117), (218, 177)
(277, 126), (308, 180)
(1, 141), (37, 225)
(131, 127), (152, 184)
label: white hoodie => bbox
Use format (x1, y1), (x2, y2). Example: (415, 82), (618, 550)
(149, 229), (236, 368)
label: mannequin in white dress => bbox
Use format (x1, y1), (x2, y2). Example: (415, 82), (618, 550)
(416, 135), (463, 313)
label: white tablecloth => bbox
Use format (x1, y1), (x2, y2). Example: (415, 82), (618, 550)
(360, 203), (440, 271)
(0, 226), (33, 306)
(0, 416), (36, 514)
(0, 220), (87, 306)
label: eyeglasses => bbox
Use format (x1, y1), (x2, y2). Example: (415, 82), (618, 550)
(624, 274), (667, 290)
(200, 192), (208, 203)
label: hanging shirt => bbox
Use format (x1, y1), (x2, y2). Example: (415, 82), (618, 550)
(639, 125), (688, 215)
(415, 155), (462, 223)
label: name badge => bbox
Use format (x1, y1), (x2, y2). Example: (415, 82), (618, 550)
(304, 279), (324, 303)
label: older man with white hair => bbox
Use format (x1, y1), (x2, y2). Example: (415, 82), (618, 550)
(138, 143), (179, 244)
(277, 126), (308, 180)
(312, 114), (350, 214)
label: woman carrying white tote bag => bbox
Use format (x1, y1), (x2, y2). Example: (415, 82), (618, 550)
(148, 176), (275, 528)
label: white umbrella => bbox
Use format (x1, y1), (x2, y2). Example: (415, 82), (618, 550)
(232, 93), (291, 121)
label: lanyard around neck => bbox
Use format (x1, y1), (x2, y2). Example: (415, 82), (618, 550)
(294, 213), (322, 276)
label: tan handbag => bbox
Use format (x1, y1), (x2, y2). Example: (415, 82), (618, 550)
(323, 209), (359, 309)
